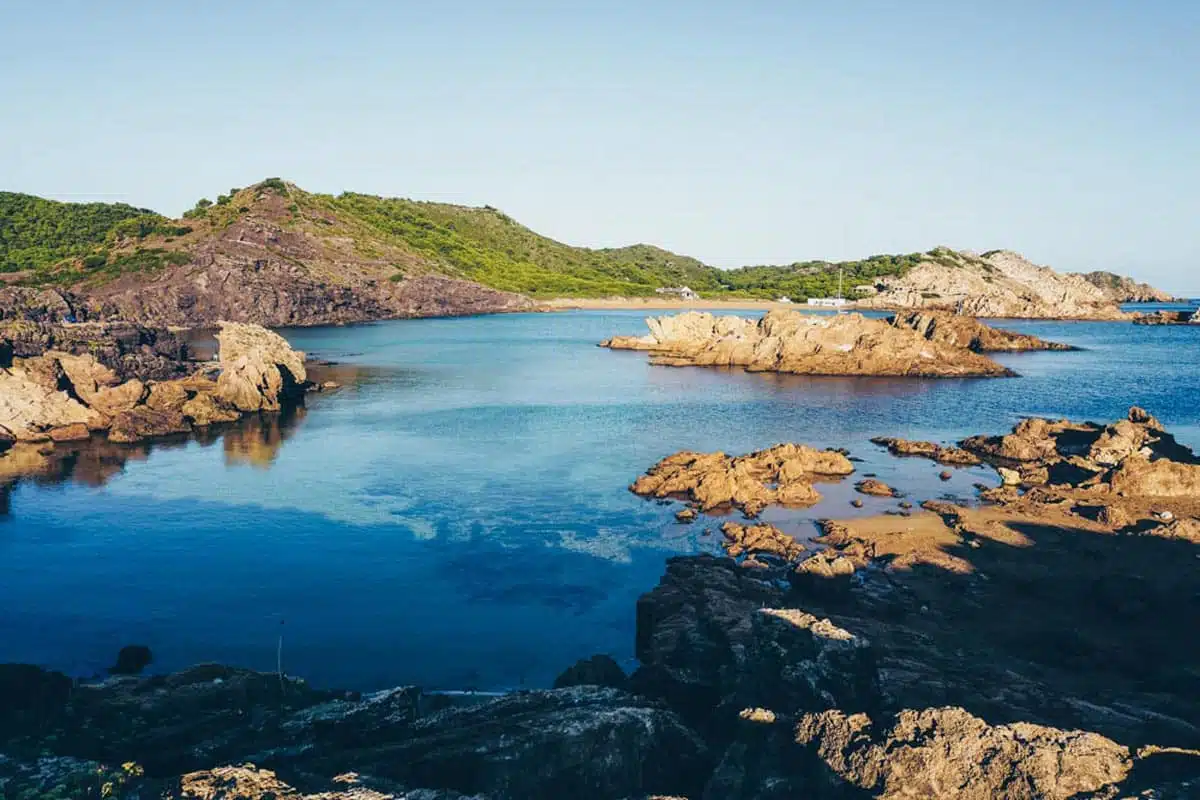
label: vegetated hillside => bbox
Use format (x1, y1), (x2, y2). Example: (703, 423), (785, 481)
(715, 254), (928, 299)
(1, 179), (922, 301)
(0, 179), (1169, 326)
(0, 192), (180, 275)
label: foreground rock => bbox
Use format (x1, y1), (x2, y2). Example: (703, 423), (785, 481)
(602, 310), (1017, 378)
(856, 248), (1135, 320)
(889, 310), (1076, 352)
(0, 322), (310, 480)
(0, 664), (706, 800)
(631, 443), (855, 517)
(791, 707), (1133, 800)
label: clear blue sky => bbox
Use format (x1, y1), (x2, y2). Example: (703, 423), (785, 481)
(2, 1), (1197, 292)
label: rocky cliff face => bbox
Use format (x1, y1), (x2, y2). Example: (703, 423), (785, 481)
(856, 249), (1140, 320)
(1075, 270), (1174, 303)
(602, 310), (1019, 378)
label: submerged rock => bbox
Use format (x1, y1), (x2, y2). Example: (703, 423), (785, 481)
(602, 310), (1017, 378)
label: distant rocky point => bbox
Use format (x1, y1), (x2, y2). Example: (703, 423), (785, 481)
(856, 249), (1136, 320)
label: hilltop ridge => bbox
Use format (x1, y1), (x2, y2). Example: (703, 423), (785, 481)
(0, 179), (1167, 325)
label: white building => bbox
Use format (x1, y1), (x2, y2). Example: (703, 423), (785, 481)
(806, 297), (849, 308)
(656, 286), (699, 301)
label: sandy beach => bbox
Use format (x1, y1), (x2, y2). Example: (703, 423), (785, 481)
(539, 297), (856, 312)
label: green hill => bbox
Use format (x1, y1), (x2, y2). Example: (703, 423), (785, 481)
(1, 179), (923, 299)
(0, 192), (174, 274)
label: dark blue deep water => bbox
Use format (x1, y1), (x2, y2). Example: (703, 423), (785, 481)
(2, 309), (1198, 690)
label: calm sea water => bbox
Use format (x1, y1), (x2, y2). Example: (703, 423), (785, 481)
(2, 309), (1198, 691)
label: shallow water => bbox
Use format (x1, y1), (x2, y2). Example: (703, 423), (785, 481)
(2, 310), (1198, 690)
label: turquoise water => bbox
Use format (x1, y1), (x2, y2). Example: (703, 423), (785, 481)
(2, 310), (1199, 690)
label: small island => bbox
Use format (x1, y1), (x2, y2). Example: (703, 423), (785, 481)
(600, 309), (1075, 378)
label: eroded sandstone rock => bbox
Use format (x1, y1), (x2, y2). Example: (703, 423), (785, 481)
(216, 322), (308, 412)
(603, 310), (1017, 378)
(632, 444), (854, 517)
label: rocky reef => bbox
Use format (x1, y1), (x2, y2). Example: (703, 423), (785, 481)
(889, 310), (1076, 352)
(856, 249), (1136, 320)
(630, 444), (855, 517)
(601, 310), (1019, 378)
(0, 321), (310, 484)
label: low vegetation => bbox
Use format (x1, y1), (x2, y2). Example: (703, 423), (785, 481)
(2, 178), (933, 298)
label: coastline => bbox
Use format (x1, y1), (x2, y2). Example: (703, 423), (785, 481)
(539, 296), (849, 312)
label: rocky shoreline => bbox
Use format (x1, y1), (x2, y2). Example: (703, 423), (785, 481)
(0, 319), (319, 486)
(601, 309), (1077, 379)
(3, 407), (1198, 798)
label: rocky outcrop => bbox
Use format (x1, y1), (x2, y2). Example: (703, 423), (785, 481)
(1134, 309), (1199, 325)
(215, 322), (307, 411)
(720, 522), (806, 562)
(792, 707), (1133, 800)
(857, 249), (1134, 320)
(0, 664), (706, 800)
(0, 319), (191, 381)
(889, 310), (1076, 352)
(602, 310), (1017, 378)
(870, 436), (982, 465)
(631, 443), (855, 517)
(0, 322), (309, 480)
(1076, 271), (1174, 303)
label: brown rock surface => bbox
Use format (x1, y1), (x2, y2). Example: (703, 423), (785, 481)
(108, 408), (191, 443)
(216, 322), (307, 412)
(794, 706), (1133, 800)
(631, 444), (854, 517)
(602, 310), (1017, 378)
(855, 478), (896, 497)
(891, 309), (1076, 352)
(720, 522), (806, 562)
(0, 321), (310, 480)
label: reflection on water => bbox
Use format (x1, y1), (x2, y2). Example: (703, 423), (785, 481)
(0, 361), (387, 508)
(222, 407), (306, 469)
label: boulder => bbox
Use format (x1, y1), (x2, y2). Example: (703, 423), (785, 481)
(146, 381), (190, 413)
(721, 522), (806, 562)
(0, 358), (102, 440)
(855, 479), (896, 497)
(181, 391), (242, 426)
(793, 707), (1133, 800)
(88, 378), (148, 417)
(216, 322), (307, 412)
(108, 408), (190, 443)
(553, 654), (629, 691)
